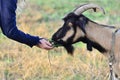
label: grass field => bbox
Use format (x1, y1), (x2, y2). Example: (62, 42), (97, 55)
(0, 0), (120, 80)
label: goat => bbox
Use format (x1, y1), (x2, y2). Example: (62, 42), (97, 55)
(52, 3), (120, 80)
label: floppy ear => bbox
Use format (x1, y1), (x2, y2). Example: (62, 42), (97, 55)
(76, 20), (86, 34)
(64, 45), (74, 55)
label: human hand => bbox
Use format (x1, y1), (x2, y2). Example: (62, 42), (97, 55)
(36, 38), (53, 50)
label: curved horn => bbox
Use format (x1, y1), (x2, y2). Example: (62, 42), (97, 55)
(73, 3), (105, 15)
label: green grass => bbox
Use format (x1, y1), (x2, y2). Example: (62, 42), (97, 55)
(30, 0), (120, 25)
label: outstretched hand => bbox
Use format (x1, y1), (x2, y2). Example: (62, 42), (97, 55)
(36, 38), (53, 50)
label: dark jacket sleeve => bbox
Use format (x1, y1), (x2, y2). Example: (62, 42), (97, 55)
(0, 0), (40, 47)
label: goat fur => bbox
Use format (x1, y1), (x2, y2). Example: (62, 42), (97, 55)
(52, 12), (120, 79)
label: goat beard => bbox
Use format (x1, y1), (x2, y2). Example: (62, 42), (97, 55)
(64, 45), (74, 55)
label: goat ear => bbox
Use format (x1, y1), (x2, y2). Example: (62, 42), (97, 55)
(64, 45), (74, 55)
(76, 21), (86, 34)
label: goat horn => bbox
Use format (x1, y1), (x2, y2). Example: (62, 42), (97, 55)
(73, 3), (105, 15)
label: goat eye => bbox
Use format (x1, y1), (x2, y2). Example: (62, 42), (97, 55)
(68, 22), (73, 27)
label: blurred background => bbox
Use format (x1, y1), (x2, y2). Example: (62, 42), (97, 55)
(0, 0), (120, 80)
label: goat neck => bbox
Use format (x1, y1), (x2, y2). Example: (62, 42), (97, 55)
(84, 20), (114, 54)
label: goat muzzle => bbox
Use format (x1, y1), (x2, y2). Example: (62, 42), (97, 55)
(50, 39), (74, 55)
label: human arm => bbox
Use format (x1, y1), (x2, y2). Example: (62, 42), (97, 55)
(0, 0), (53, 49)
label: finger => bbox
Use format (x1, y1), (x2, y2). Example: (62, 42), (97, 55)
(39, 39), (53, 50)
(45, 45), (53, 49)
(44, 40), (53, 47)
(40, 42), (53, 49)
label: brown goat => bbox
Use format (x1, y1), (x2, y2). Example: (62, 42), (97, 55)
(52, 4), (120, 80)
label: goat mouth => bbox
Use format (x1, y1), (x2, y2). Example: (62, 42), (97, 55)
(50, 40), (63, 47)
(51, 35), (70, 46)
(50, 40), (74, 55)
(50, 39), (72, 47)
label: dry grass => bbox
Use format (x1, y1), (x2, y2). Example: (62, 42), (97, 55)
(0, 43), (109, 80)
